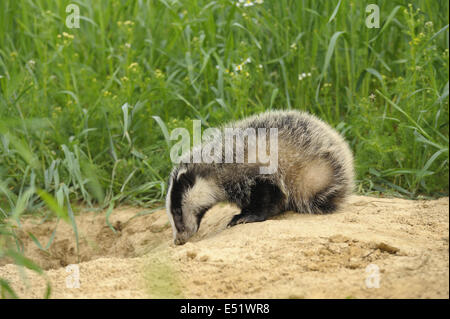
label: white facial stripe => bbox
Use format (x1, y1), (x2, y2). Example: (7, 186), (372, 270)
(165, 173), (177, 240)
(183, 177), (221, 211)
(182, 178), (223, 234)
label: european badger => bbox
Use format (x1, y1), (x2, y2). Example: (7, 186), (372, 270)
(166, 110), (354, 245)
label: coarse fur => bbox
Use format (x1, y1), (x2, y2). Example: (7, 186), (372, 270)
(166, 110), (354, 245)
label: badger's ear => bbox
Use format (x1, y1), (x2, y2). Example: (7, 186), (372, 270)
(176, 167), (187, 180)
(177, 170), (195, 188)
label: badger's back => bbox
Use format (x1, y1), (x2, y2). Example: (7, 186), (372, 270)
(217, 110), (354, 214)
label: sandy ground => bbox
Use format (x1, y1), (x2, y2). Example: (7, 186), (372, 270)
(0, 195), (448, 299)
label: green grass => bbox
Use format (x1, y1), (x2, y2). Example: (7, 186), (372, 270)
(144, 253), (184, 298)
(0, 0), (448, 297)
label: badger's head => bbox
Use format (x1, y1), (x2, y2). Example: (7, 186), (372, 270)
(166, 165), (223, 245)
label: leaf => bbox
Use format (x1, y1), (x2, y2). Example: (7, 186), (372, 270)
(7, 250), (44, 274)
(429, 24), (449, 42)
(279, 59), (291, 109)
(12, 188), (35, 221)
(369, 6), (402, 43)
(121, 102), (131, 145)
(366, 68), (385, 90)
(376, 90), (435, 144)
(105, 201), (117, 234)
(175, 93), (205, 122)
(328, 0), (341, 23)
(4, 134), (39, 169)
(64, 187), (79, 256)
(27, 232), (45, 251)
(152, 116), (171, 148)
(44, 225), (58, 251)
(0, 279), (18, 299)
(320, 31), (345, 79)
(36, 189), (69, 223)
(269, 88), (279, 109)
(435, 81), (449, 105)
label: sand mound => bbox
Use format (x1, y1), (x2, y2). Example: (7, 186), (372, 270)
(0, 195), (448, 298)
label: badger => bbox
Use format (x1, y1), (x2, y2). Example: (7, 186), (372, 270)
(166, 110), (354, 245)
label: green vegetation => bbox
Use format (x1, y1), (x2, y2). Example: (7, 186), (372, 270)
(0, 0), (448, 297)
(144, 254), (184, 298)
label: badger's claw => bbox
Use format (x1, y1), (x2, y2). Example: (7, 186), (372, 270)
(227, 213), (266, 228)
(227, 214), (244, 228)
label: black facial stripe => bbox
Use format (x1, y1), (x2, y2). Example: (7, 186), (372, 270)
(195, 206), (210, 227)
(169, 169), (196, 231)
(170, 171), (196, 210)
(172, 207), (185, 232)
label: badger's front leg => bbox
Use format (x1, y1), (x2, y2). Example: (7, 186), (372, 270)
(227, 179), (285, 228)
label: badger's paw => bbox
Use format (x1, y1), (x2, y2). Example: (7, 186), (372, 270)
(227, 213), (266, 228)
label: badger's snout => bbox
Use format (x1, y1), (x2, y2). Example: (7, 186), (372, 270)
(174, 230), (195, 245)
(174, 237), (186, 245)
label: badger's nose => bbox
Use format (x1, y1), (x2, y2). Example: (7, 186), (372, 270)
(174, 238), (185, 245)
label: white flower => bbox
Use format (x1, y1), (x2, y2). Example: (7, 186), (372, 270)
(298, 71), (312, 81)
(237, 0), (262, 8)
(27, 60), (36, 68)
(125, 43), (131, 48)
